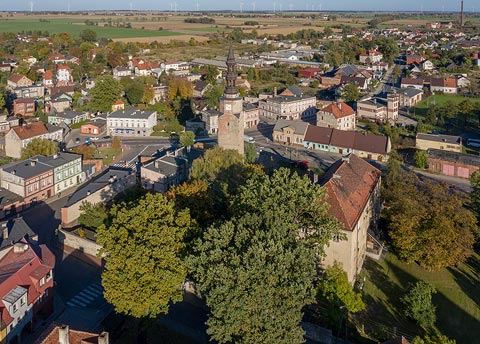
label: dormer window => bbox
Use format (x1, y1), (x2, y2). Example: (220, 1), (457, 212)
(46, 270), (52, 281)
(40, 277), (45, 287)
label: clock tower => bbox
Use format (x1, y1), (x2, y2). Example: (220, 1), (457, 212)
(218, 45), (245, 155)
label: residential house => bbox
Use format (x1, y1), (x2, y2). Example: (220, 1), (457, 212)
(0, 217), (37, 249)
(193, 81), (210, 98)
(243, 102), (259, 129)
(304, 126), (391, 161)
(340, 76), (368, 90)
(320, 154), (382, 283)
(456, 76), (470, 89)
(356, 94), (399, 122)
(405, 54), (424, 65)
(420, 59), (434, 71)
(0, 188), (24, 220)
(359, 49), (383, 64)
(35, 325), (109, 344)
(298, 67), (322, 79)
(317, 102), (356, 131)
(272, 119), (309, 146)
(400, 78), (424, 90)
(7, 74), (33, 90)
(81, 115), (107, 136)
(38, 152), (83, 194)
(152, 85), (168, 104)
(42, 70), (54, 88)
(201, 110), (221, 134)
(13, 99), (35, 117)
(1, 157), (55, 203)
(397, 88), (423, 107)
(55, 64), (73, 86)
(416, 133), (462, 153)
(5, 122), (63, 159)
(48, 111), (89, 126)
(0, 64), (11, 73)
(112, 67), (132, 80)
(61, 168), (136, 225)
(111, 100), (125, 112)
(259, 95), (317, 121)
(48, 53), (65, 64)
(12, 85), (44, 99)
(141, 149), (190, 193)
(107, 108), (157, 137)
(430, 78), (457, 94)
(0, 242), (55, 344)
(46, 95), (71, 113)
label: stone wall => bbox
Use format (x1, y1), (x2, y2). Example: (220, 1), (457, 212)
(58, 228), (104, 258)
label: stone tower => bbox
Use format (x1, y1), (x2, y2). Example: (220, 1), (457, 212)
(218, 45), (245, 155)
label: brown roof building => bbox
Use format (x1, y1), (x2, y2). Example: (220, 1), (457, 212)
(35, 324), (109, 344)
(321, 154), (382, 282)
(317, 102), (356, 131)
(7, 74), (33, 90)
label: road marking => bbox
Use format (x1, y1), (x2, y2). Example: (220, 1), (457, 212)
(82, 288), (102, 298)
(72, 293), (96, 302)
(67, 299), (88, 307)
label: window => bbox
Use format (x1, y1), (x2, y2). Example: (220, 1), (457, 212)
(20, 296), (25, 306)
(40, 277), (45, 287)
(46, 270), (53, 281)
(333, 233), (340, 242)
(13, 304), (17, 313)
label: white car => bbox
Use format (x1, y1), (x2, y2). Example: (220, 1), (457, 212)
(90, 137), (99, 141)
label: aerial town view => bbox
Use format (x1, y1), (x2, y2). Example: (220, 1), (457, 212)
(0, 0), (478, 343)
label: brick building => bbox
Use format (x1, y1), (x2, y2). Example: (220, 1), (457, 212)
(427, 149), (480, 178)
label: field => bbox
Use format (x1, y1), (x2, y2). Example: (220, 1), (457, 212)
(358, 252), (480, 343)
(0, 17), (181, 39)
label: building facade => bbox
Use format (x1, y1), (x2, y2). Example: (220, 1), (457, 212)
(141, 150), (189, 193)
(416, 133), (462, 153)
(5, 123), (63, 159)
(259, 94), (317, 121)
(107, 109), (157, 137)
(317, 102), (356, 131)
(273, 119), (309, 147)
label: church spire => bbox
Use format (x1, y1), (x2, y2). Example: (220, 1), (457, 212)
(225, 45), (238, 96)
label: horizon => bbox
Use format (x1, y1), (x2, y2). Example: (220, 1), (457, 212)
(0, 1), (475, 13)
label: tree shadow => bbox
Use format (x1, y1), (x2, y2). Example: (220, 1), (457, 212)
(447, 255), (480, 308)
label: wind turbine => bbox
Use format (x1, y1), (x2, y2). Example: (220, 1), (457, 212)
(279, 3), (283, 12)
(252, 2), (256, 12)
(129, 2), (133, 12)
(196, 0), (199, 12)
(289, 3), (293, 11)
(240, 1), (244, 13)
(273, 1), (276, 13)
(29, 1), (34, 12)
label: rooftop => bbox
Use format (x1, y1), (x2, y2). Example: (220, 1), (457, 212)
(273, 119), (310, 135)
(3, 285), (27, 304)
(427, 149), (480, 166)
(3, 156), (53, 179)
(320, 102), (355, 119)
(417, 133), (461, 145)
(107, 108), (156, 120)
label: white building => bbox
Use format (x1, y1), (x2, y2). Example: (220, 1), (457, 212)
(107, 108), (157, 137)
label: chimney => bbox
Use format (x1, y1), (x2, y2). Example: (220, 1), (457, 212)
(30, 160), (37, 167)
(461, 1), (465, 27)
(2, 223), (8, 239)
(58, 325), (70, 344)
(13, 243), (28, 253)
(342, 155), (350, 163)
(98, 331), (110, 344)
(53, 154), (58, 160)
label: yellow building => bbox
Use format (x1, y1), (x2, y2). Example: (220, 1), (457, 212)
(416, 133), (462, 153)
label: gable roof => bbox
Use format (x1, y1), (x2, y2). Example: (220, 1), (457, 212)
(273, 119), (309, 135)
(321, 154), (381, 231)
(354, 132), (389, 154)
(8, 74), (31, 84)
(304, 125), (333, 145)
(330, 129), (356, 148)
(10, 122), (49, 140)
(320, 102), (355, 119)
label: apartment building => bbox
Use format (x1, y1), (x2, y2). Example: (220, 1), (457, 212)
(107, 108), (157, 137)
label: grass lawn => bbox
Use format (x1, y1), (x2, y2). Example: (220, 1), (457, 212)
(412, 94), (480, 118)
(96, 147), (122, 166)
(357, 252), (480, 343)
(0, 18), (182, 39)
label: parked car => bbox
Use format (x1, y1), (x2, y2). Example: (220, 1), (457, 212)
(90, 137), (99, 141)
(74, 137), (80, 144)
(84, 137), (91, 144)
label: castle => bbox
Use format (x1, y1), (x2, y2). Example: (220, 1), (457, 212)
(218, 46), (245, 155)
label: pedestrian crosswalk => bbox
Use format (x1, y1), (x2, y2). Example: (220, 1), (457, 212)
(66, 283), (104, 308)
(112, 162), (127, 168)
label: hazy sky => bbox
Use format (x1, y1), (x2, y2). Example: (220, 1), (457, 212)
(1, 0), (476, 12)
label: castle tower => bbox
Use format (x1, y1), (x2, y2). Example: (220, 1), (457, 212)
(218, 46), (245, 155)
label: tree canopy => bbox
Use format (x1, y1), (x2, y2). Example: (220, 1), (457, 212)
(89, 75), (122, 113)
(402, 281), (437, 328)
(97, 193), (191, 318)
(190, 169), (341, 343)
(341, 83), (361, 103)
(382, 162), (478, 271)
(21, 138), (59, 159)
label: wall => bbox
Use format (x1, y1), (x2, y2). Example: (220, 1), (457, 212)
(58, 229), (104, 258)
(428, 157), (479, 178)
(4, 131), (22, 159)
(61, 173), (136, 225)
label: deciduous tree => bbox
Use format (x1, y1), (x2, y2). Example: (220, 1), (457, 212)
(78, 201), (109, 230)
(402, 281), (437, 328)
(341, 83), (361, 103)
(97, 193), (191, 318)
(179, 130), (195, 148)
(21, 138), (59, 159)
(414, 150), (428, 169)
(89, 75), (122, 113)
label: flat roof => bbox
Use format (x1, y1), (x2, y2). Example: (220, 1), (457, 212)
(417, 133), (461, 145)
(108, 108), (156, 120)
(428, 148), (480, 166)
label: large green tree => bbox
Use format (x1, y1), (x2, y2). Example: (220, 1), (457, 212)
(89, 75), (122, 113)
(341, 83), (361, 103)
(21, 138), (59, 159)
(125, 81), (145, 105)
(97, 193), (191, 318)
(383, 166), (478, 271)
(78, 201), (109, 230)
(470, 170), (480, 217)
(191, 169), (340, 344)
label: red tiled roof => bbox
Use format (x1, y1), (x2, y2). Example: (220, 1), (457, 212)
(321, 154), (381, 231)
(8, 74), (31, 84)
(43, 70), (53, 80)
(11, 122), (49, 140)
(401, 77), (424, 86)
(35, 324), (103, 344)
(14, 98), (35, 104)
(321, 102), (355, 119)
(57, 64), (71, 72)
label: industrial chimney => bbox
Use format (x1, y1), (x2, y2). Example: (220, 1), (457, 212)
(461, 1), (465, 27)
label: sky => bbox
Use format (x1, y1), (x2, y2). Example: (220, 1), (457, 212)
(1, 0), (476, 13)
